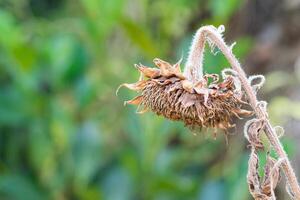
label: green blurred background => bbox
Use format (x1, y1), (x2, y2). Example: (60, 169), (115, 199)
(1, 0), (300, 199)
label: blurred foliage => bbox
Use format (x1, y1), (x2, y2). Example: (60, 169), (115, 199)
(0, 0), (297, 200)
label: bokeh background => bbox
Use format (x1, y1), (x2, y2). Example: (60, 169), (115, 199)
(1, 0), (300, 199)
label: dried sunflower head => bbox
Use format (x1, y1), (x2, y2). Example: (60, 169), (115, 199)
(118, 58), (252, 131)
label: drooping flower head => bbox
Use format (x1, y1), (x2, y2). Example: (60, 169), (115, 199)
(118, 58), (252, 131)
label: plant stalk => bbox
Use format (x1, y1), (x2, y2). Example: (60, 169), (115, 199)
(185, 25), (300, 198)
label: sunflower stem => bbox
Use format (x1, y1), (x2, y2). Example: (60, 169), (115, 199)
(185, 25), (300, 199)
(184, 26), (206, 81)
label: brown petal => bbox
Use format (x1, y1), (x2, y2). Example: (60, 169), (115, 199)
(116, 81), (147, 95)
(153, 58), (172, 70)
(172, 58), (186, 79)
(173, 57), (183, 73)
(236, 98), (249, 105)
(204, 74), (219, 84)
(124, 95), (143, 105)
(218, 76), (234, 89)
(166, 82), (181, 93)
(194, 79), (208, 88)
(136, 105), (148, 114)
(178, 93), (197, 108)
(135, 64), (160, 78)
(194, 86), (209, 106)
(232, 108), (253, 117)
(153, 58), (186, 79)
(153, 58), (175, 77)
(181, 80), (194, 93)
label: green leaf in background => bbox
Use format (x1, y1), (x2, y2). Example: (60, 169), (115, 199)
(0, 175), (44, 200)
(204, 37), (253, 74)
(121, 19), (158, 58)
(209, 0), (244, 22)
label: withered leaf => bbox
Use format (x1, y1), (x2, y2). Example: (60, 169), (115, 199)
(245, 119), (264, 150)
(261, 156), (281, 197)
(247, 149), (261, 197)
(247, 149), (281, 200)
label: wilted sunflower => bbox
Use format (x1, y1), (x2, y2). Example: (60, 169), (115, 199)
(118, 58), (252, 132)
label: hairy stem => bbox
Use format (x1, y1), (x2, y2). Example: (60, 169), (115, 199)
(184, 27), (206, 81)
(185, 25), (300, 198)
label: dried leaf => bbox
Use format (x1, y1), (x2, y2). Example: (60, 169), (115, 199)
(247, 148), (281, 200)
(247, 149), (261, 197)
(244, 119), (264, 150)
(261, 156), (281, 198)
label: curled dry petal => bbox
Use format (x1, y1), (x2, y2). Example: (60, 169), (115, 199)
(136, 105), (148, 114)
(204, 74), (219, 84)
(124, 95), (143, 106)
(154, 58), (185, 79)
(181, 80), (194, 93)
(232, 108), (253, 117)
(173, 57), (183, 73)
(135, 64), (160, 78)
(117, 81), (147, 94)
(153, 58), (173, 76)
